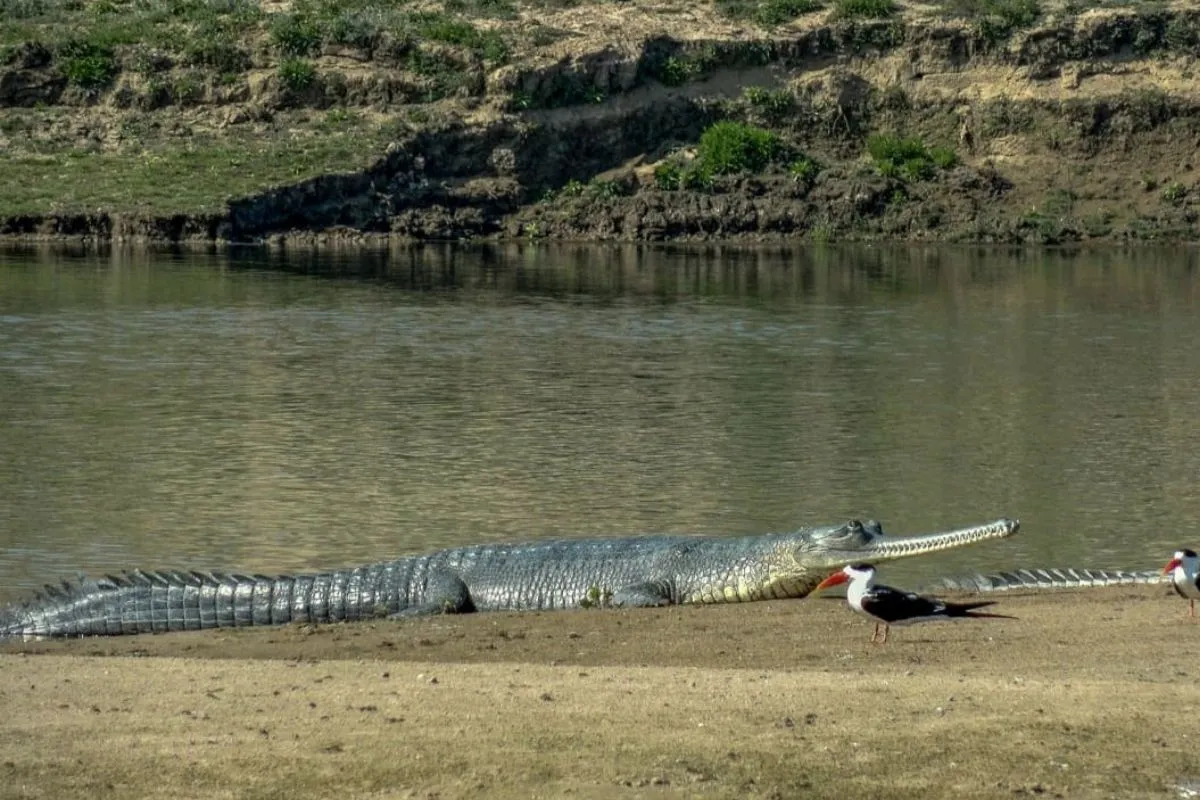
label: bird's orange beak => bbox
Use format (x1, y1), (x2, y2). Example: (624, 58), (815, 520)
(814, 571), (850, 593)
(1164, 558), (1182, 574)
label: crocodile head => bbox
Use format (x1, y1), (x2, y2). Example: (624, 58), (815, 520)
(770, 517), (1020, 597)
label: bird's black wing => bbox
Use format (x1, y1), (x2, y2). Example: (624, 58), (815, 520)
(861, 585), (947, 623)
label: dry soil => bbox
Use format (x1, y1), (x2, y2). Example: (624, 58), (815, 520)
(1, 585), (1197, 799)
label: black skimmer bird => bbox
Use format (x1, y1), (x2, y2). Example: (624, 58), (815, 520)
(813, 563), (1015, 643)
(1163, 549), (1200, 618)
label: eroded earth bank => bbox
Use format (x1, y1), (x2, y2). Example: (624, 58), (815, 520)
(3, 0), (1200, 243)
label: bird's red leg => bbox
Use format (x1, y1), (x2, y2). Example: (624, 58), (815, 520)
(880, 624), (889, 644)
(1191, 599), (1195, 619)
(870, 623), (880, 644)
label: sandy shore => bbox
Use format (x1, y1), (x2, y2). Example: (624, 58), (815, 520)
(1, 586), (1196, 799)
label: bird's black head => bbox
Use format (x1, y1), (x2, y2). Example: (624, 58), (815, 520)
(1182, 548), (1198, 559)
(847, 562), (875, 571)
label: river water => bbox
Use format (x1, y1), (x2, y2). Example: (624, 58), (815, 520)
(2, 243), (1199, 602)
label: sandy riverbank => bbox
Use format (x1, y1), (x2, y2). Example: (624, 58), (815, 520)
(1, 585), (1196, 799)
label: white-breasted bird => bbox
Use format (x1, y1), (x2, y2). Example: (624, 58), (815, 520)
(1163, 549), (1200, 619)
(813, 562), (1015, 644)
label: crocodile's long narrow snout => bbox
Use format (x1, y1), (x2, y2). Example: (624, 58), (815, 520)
(860, 518), (1019, 562)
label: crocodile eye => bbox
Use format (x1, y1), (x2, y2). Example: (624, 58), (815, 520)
(846, 520), (863, 534)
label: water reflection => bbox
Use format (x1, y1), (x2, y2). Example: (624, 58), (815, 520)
(1, 244), (1199, 600)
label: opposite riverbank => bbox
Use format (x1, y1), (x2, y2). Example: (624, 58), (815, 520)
(2, 0), (1200, 245)
(1, 584), (1196, 799)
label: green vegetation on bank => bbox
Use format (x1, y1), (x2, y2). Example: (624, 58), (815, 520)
(943, 0), (1040, 42)
(2, 0), (1199, 240)
(653, 121), (822, 192)
(0, 0), (512, 97)
(0, 108), (395, 215)
(831, 0), (897, 19)
(716, 0), (822, 27)
(866, 133), (957, 181)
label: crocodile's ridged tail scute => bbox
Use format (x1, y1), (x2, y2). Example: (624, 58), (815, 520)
(0, 565), (405, 639)
(927, 568), (1168, 594)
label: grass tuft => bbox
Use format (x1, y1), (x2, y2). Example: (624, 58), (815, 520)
(717, 0), (822, 27)
(831, 0), (896, 19)
(278, 57), (317, 91)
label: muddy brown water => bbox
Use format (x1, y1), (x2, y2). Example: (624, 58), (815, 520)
(2, 243), (1200, 602)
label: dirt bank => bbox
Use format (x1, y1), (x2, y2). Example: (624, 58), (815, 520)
(2, 0), (1200, 244)
(2, 584), (1196, 799)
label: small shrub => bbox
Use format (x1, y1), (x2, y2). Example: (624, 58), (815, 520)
(1161, 181), (1187, 205)
(654, 161), (684, 191)
(58, 40), (117, 91)
(478, 30), (510, 64)
(945, 0), (1040, 43)
(832, 0), (896, 19)
(867, 133), (956, 182)
(587, 179), (628, 199)
(653, 48), (717, 87)
(325, 10), (388, 50)
(930, 145), (958, 169)
(184, 34), (249, 73)
(682, 167), (714, 192)
(1165, 16), (1200, 55)
(789, 156), (820, 186)
(658, 55), (699, 87)
(989, 0), (1039, 27)
(507, 90), (532, 110)
(412, 12), (478, 44)
(172, 71), (204, 104)
(756, 0), (822, 25)
(409, 12), (509, 63)
(270, 12), (322, 56)
(718, 0), (822, 26)
(743, 86), (794, 123)
(278, 57), (317, 91)
(696, 121), (781, 175)
(560, 179), (586, 197)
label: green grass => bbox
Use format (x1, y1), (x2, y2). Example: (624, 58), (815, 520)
(653, 122), (786, 193)
(943, 0), (1040, 42)
(269, 11), (323, 56)
(743, 86), (795, 123)
(0, 121), (395, 215)
(696, 121), (782, 175)
(716, 0), (822, 27)
(866, 133), (957, 181)
(651, 46), (718, 87)
(831, 0), (897, 19)
(788, 155), (820, 187)
(277, 57), (317, 90)
(0, 0), (511, 81)
(57, 39), (117, 90)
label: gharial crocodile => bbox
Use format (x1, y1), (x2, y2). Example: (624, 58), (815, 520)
(0, 517), (1018, 639)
